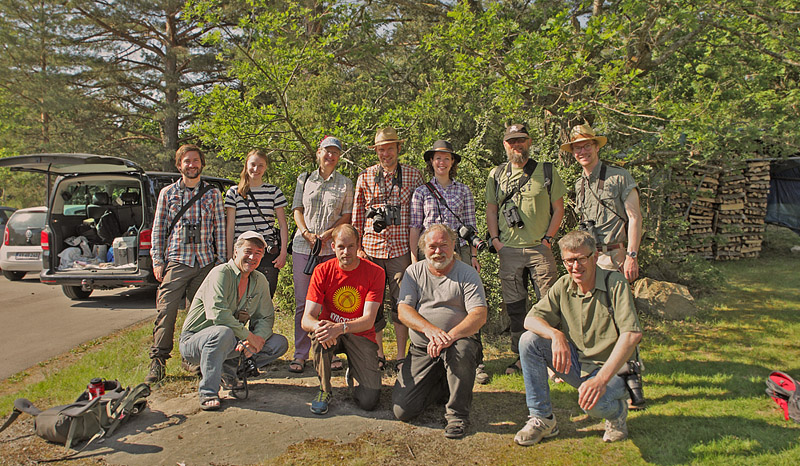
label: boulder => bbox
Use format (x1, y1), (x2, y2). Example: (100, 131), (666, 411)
(633, 278), (697, 321)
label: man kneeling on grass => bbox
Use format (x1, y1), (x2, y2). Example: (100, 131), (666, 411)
(514, 230), (642, 445)
(392, 224), (487, 439)
(179, 231), (288, 411)
(302, 224), (385, 415)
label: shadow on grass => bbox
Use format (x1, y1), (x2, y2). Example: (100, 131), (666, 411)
(633, 413), (799, 465)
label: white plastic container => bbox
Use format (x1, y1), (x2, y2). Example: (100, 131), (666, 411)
(112, 236), (136, 266)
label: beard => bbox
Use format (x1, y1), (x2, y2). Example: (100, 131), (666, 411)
(428, 253), (454, 271)
(506, 146), (529, 165)
(181, 167), (201, 179)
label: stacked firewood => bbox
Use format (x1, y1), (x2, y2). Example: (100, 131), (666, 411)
(741, 160), (771, 257)
(670, 159), (770, 260)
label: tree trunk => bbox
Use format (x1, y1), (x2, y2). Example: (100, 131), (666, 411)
(162, 8), (180, 171)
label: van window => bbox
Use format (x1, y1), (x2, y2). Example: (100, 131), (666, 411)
(56, 179), (141, 216)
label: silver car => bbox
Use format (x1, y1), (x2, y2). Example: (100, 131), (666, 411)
(1, 206), (47, 280)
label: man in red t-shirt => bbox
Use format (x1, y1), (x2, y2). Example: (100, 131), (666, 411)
(302, 224), (385, 415)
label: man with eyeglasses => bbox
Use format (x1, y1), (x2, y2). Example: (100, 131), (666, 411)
(561, 124), (643, 282)
(514, 230), (642, 445)
(486, 123), (566, 374)
(179, 231), (288, 411)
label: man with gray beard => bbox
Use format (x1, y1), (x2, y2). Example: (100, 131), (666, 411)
(485, 123), (566, 375)
(392, 224), (487, 439)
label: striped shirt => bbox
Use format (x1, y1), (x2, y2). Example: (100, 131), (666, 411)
(291, 170), (354, 256)
(352, 163), (423, 259)
(225, 184), (288, 238)
(151, 179), (226, 269)
(410, 178), (478, 247)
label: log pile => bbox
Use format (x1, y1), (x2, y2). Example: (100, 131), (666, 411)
(671, 159), (770, 260)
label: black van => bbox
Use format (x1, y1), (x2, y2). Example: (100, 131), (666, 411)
(0, 154), (233, 299)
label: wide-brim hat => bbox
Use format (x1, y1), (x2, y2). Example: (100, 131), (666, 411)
(237, 230), (267, 248)
(368, 127), (406, 148)
(423, 140), (461, 163)
(560, 124), (607, 152)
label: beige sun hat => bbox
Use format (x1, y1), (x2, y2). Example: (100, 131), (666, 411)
(369, 127), (406, 148)
(559, 124), (608, 152)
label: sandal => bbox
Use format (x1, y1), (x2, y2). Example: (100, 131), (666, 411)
(505, 358), (522, 375)
(200, 396), (221, 411)
(221, 377), (245, 391)
(331, 356), (344, 371)
(377, 356), (387, 371)
(288, 359), (305, 373)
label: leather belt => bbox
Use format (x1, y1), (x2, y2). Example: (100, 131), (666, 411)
(597, 243), (624, 253)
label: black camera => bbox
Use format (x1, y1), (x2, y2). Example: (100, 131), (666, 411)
(238, 356), (259, 379)
(183, 222), (200, 243)
(502, 205), (524, 228)
(262, 233), (280, 255)
(366, 205), (400, 233)
(617, 360), (645, 407)
(579, 220), (598, 242)
(458, 225), (487, 252)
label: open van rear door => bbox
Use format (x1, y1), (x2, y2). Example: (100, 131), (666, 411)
(0, 153), (144, 175)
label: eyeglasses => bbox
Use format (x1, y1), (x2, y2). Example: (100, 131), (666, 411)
(572, 142), (596, 153)
(563, 252), (593, 267)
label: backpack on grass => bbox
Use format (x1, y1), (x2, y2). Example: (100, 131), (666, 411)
(0, 380), (150, 450)
(765, 371), (800, 423)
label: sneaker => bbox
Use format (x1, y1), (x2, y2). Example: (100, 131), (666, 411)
(310, 390), (332, 415)
(144, 358), (166, 384)
(444, 419), (467, 439)
(514, 415), (559, 446)
(603, 403), (629, 443)
(475, 364), (490, 385)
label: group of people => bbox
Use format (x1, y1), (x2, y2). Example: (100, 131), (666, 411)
(142, 122), (644, 443)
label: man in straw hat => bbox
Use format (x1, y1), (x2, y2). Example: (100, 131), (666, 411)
(560, 124), (642, 282)
(352, 127), (424, 370)
(486, 123), (566, 375)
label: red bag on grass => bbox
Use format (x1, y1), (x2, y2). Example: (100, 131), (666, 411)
(765, 371), (800, 423)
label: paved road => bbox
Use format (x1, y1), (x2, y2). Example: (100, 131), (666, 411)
(0, 276), (156, 380)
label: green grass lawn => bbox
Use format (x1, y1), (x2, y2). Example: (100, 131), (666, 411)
(1, 229), (799, 464)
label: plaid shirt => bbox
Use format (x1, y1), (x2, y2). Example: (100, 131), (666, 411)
(410, 178), (477, 248)
(151, 179), (226, 269)
(352, 163), (423, 259)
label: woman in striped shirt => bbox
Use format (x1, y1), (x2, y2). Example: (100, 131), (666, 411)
(225, 149), (289, 296)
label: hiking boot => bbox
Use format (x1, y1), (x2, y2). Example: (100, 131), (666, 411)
(603, 403), (629, 443)
(181, 357), (202, 378)
(475, 364), (490, 385)
(144, 358), (166, 384)
(444, 418), (467, 439)
(514, 415), (559, 446)
(310, 390), (332, 415)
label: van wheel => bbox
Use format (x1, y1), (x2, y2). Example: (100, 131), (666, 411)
(62, 285), (92, 300)
(2, 270), (26, 281)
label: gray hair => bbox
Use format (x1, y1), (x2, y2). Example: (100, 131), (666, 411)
(558, 230), (596, 254)
(419, 224), (457, 251)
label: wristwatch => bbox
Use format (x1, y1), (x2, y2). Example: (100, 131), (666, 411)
(626, 251), (638, 259)
(542, 235), (553, 244)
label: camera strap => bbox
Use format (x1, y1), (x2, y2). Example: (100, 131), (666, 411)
(497, 159), (536, 209)
(374, 165), (402, 205)
(423, 182), (466, 226)
(579, 163), (626, 225)
(167, 181), (212, 239)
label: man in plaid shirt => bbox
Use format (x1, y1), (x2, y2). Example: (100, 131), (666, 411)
(352, 127), (423, 368)
(146, 144), (227, 384)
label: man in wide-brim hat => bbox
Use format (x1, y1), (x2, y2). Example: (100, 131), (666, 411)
(561, 123), (642, 282)
(352, 127), (423, 370)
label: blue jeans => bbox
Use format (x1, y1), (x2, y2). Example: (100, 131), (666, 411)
(180, 326), (288, 399)
(519, 331), (628, 420)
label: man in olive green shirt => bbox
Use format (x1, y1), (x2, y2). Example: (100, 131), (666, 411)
(486, 123), (566, 372)
(180, 231), (288, 410)
(514, 230), (642, 446)
(560, 124), (643, 282)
